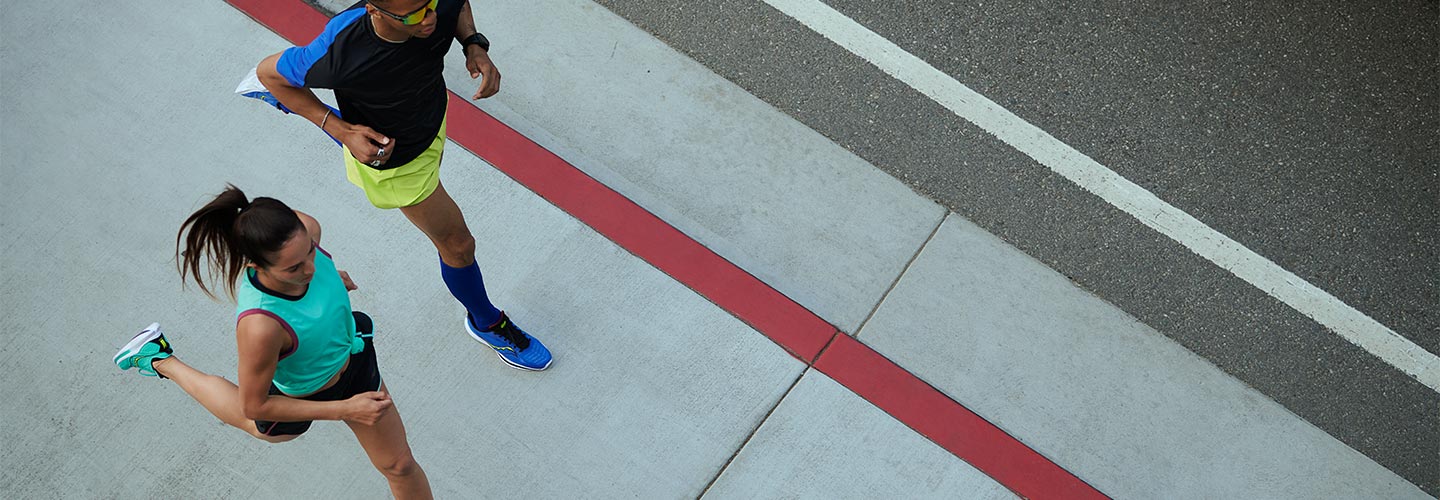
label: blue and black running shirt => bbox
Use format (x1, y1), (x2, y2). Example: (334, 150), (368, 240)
(276, 1), (465, 168)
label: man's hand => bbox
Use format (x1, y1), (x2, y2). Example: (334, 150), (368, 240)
(338, 270), (358, 291)
(465, 45), (501, 99)
(341, 391), (392, 425)
(335, 123), (394, 167)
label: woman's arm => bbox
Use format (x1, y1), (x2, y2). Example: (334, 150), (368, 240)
(236, 314), (389, 423)
(292, 210), (358, 290)
(293, 210), (321, 245)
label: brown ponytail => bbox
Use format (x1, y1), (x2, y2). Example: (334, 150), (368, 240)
(176, 185), (304, 300)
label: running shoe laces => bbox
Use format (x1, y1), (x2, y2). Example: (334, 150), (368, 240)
(487, 316), (531, 351)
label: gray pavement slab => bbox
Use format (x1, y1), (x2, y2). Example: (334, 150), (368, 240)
(856, 214), (1429, 499)
(589, 0), (1440, 492)
(703, 371), (1017, 500)
(428, 0), (948, 334)
(1, 1), (805, 497)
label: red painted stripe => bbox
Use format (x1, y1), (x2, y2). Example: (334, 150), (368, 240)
(815, 335), (1106, 499)
(442, 94), (834, 361)
(227, 0), (329, 42)
(224, 1), (1103, 497)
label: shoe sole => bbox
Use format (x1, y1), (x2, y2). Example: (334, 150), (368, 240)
(114, 322), (163, 368)
(465, 320), (552, 372)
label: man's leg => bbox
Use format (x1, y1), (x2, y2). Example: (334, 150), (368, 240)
(397, 180), (553, 370)
(398, 180), (501, 328)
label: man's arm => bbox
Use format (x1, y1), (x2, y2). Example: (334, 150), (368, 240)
(454, 0), (478, 41)
(455, 1), (501, 99)
(256, 53), (396, 166)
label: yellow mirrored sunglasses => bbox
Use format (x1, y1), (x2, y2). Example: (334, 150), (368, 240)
(372, 0), (437, 26)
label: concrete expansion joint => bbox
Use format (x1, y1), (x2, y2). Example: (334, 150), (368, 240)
(697, 367), (812, 498)
(852, 210), (946, 340)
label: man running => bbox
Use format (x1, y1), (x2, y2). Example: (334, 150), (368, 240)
(253, 0), (551, 371)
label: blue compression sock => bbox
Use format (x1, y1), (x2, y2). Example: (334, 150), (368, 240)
(439, 257), (503, 329)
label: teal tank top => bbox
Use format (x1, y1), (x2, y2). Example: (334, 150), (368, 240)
(236, 246), (358, 396)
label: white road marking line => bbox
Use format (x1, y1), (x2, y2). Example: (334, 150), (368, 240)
(761, 0), (1440, 392)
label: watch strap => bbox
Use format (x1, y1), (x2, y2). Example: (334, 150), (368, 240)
(462, 32), (490, 52)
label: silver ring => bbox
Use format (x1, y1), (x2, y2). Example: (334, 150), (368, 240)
(377, 147), (386, 156)
(370, 160), (383, 167)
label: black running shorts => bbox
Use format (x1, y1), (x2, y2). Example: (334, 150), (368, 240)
(255, 311), (381, 437)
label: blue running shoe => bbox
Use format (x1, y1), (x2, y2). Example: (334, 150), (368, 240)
(114, 323), (173, 378)
(235, 67), (343, 146)
(235, 68), (294, 114)
(466, 312), (552, 371)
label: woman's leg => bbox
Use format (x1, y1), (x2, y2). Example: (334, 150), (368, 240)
(150, 357), (296, 443)
(346, 383), (432, 500)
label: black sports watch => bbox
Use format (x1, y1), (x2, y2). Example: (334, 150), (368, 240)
(461, 32), (490, 53)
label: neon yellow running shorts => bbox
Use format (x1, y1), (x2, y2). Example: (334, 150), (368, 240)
(343, 117), (446, 209)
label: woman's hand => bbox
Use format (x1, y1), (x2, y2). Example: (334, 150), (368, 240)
(338, 270), (358, 291)
(341, 391), (392, 425)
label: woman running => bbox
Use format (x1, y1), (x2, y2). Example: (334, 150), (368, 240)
(113, 185), (432, 499)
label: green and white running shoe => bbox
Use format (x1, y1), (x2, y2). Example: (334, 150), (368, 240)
(114, 323), (173, 378)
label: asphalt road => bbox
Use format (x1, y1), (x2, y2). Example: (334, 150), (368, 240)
(591, 0), (1439, 493)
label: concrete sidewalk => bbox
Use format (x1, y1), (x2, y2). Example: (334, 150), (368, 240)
(0, 1), (982, 497)
(0, 0), (1429, 498)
